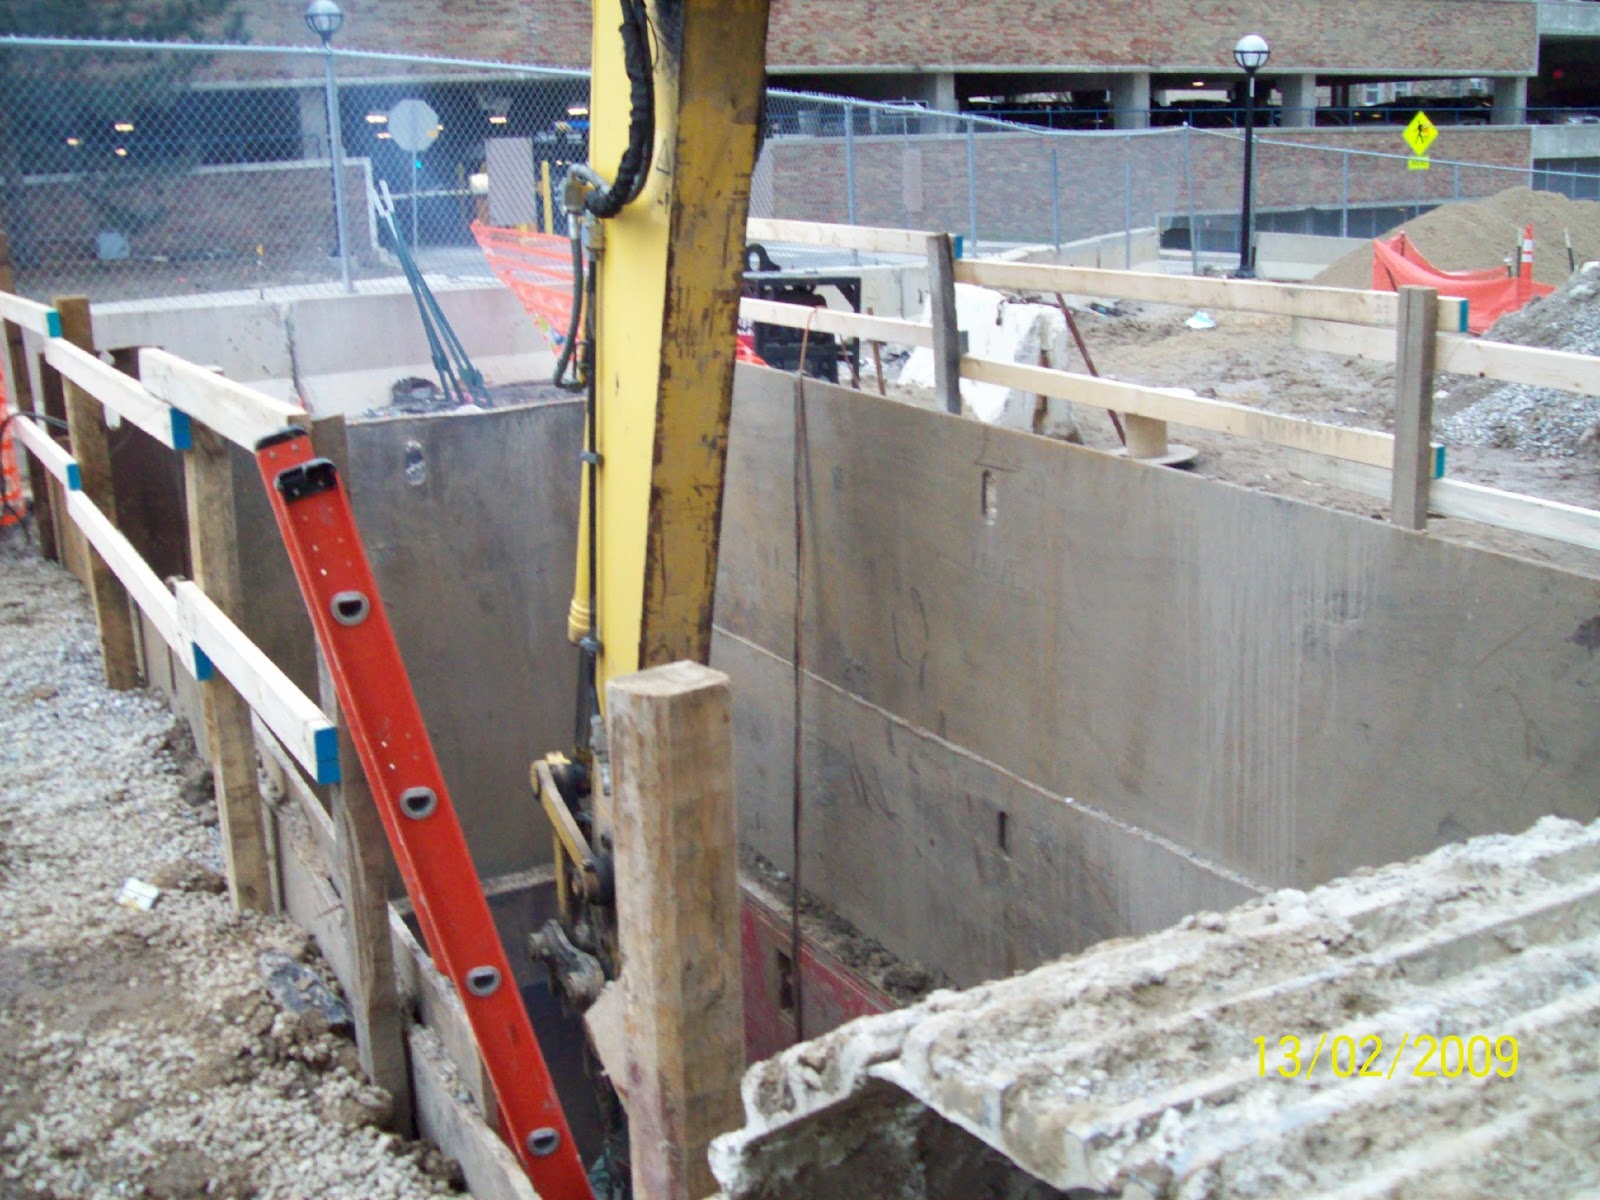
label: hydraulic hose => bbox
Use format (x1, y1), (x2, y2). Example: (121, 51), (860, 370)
(581, 0), (655, 219)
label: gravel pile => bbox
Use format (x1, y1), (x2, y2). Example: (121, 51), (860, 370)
(0, 538), (459, 1200)
(1440, 264), (1600, 457)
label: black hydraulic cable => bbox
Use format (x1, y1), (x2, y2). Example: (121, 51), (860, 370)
(552, 224), (586, 389)
(572, 250), (603, 749)
(582, 0), (655, 219)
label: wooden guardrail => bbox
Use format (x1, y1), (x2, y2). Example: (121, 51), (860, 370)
(0, 276), (450, 1167)
(743, 219), (1599, 554)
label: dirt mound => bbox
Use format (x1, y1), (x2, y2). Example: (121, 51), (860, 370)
(1315, 187), (1600, 290)
(1440, 265), (1600, 457)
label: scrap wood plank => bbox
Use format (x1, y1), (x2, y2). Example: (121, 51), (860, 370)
(739, 297), (934, 348)
(389, 909), (497, 1124)
(44, 338), (191, 450)
(958, 258), (1469, 331)
(177, 581), (339, 784)
(963, 354), (1444, 475)
(746, 217), (934, 257)
(139, 348), (307, 451)
(409, 1025), (540, 1200)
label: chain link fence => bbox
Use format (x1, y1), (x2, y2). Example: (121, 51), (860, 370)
(2, 35), (1599, 305)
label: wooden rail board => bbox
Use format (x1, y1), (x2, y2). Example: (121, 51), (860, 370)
(139, 348), (307, 451)
(177, 582), (338, 784)
(63, 489), (188, 667)
(0, 292), (60, 339)
(44, 338), (191, 450)
(738, 297), (934, 349)
(1294, 317), (1600, 401)
(10, 416), (78, 491)
(963, 354), (1444, 476)
(958, 259), (1469, 331)
(747, 217), (934, 257)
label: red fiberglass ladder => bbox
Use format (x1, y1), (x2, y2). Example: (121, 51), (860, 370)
(254, 426), (593, 1200)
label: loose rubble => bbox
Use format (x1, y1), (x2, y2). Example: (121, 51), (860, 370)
(1441, 263), (1600, 457)
(0, 537), (458, 1200)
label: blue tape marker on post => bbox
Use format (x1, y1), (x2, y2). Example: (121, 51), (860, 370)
(313, 725), (342, 785)
(45, 310), (61, 339)
(193, 645), (215, 682)
(170, 410), (193, 451)
(65, 463), (81, 492)
(1433, 444), (1447, 480)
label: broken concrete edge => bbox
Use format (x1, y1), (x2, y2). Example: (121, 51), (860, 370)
(708, 813), (1600, 1196)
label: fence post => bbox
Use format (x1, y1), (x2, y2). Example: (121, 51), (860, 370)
(606, 661), (744, 1200)
(844, 101), (857, 225)
(183, 420), (275, 909)
(1185, 125), (1199, 275)
(1391, 285), (1438, 531)
(966, 121), (979, 250)
(0, 233), (59, 561)
(1454, 162), (1462, 202)
(926, 233), (963, 416)
(1050, 146), (1062, 252)
(1123, 136), (1134, 269)
(1341, 150), (1350, 239)
(54, 295), (141, 689)
(309, 414), (414, 1133)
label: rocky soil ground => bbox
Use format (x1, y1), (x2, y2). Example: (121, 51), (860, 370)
(0, 537), (461, 1200)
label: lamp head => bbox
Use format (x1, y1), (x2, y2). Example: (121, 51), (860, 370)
(1233, 33), (1270, 74)
(305, 0), (344, 44)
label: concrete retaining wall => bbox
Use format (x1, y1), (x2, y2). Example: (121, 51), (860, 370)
(92, 283), (553, 415)
(714, 364), (1600, 987)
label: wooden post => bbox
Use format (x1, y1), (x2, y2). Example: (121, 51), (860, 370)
(0, 235), (59, 560)
(926, 233), (963, 415)
(607, 661), (744, 1200)
(183, 419), (274, 911)
(311, 414), (414, 1136)
(54, 295), (141, 689)
(1392, 285), (1439, 531)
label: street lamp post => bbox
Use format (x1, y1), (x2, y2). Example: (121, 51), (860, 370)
(1233, 33), (1270, 279)
(307, 0), (354, 293)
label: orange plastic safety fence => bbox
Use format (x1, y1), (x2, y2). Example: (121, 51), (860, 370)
(1372, 228), (1554, 336)
(471, 220), (769, 369)
(469, 221), (577, 354)
(0, 375), (25, 527)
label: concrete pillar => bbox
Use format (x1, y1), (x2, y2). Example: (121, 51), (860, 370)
(926, 71), (959, 113)
(1279, 73), (1318, 127)
(1113, 72), (1151, 130)
(923, 72), (960, 133)
(298, 87), (328, 159)
(1492, 76), (1528, 125)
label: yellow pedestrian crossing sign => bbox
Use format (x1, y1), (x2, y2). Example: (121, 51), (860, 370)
(1403, 111), (1438, 156)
